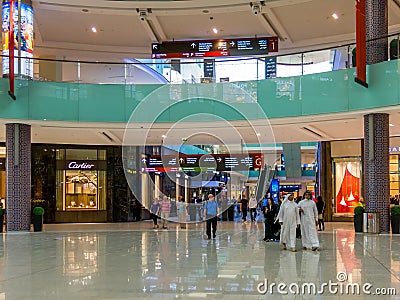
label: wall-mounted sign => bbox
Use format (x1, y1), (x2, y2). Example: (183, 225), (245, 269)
(390, 146), (400, 153)
(68, 161), (95, 169)
(57, 160), (107, 170)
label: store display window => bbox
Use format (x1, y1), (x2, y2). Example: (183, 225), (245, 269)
(56, 149), (106, 211)
(333, 157), (361, 214)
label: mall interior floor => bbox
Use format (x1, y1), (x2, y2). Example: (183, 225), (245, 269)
(0, 221), (399, 299)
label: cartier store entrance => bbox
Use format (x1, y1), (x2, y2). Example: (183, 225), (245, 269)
(56, 149), (107, 223)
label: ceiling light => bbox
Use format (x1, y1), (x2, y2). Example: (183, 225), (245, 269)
(91, 26), (97, 33)
(161, 135), (167, 138)
(390, 123), (395, 127)
(332, 13), (339, 20)
(212, 27), (218, 34)
(256, 133), (261, 136)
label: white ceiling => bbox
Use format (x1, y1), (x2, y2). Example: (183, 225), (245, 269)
(2, 0), (400, 146)
(32, 0), (400, 60)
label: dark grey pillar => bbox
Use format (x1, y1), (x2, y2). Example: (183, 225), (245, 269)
(366, 0), (388, 64)
(282, 143), (301, 179)
(6, 124), (31, 231)
(316, 142), (333, 222)
(363, 114), (389, 233)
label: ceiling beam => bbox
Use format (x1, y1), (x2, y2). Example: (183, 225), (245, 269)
(148, 15), (167, 42)
(262, 7), (292, 43)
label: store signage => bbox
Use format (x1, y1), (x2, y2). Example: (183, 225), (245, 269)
(141, 154), (263, 172)
(390, 146), (400, 153)
(67, 161), (95, 169)
(151, 37), (278, 59)
(63, 160), (98, 170)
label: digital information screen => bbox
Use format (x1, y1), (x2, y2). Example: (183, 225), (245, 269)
(151, 37), (278, 59)
(2, 0), (34, 78)
(141, 154), (263, 172)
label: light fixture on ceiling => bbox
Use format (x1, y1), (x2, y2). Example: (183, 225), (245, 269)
(332, 13), (339, 20)
(390, 123), (395, 127)
(212, 27), (218, 34)
(256, 133), (261, 136)
(161, 135), (167, 138)
(91, 26), (97, 33)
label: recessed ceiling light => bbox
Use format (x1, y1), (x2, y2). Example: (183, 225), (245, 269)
(161, 135), (167, 138)
(256, 133), (261, 136)
(390, 123), (395, 127)
(91, 26), (97, 33)
(332, 13), (339, 20)
(212, 27), (218, 34)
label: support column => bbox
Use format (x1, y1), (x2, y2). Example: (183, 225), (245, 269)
(6, 123), (31, 231)
(316, 141), (333, 222)
(363, 114), (390, 233)
(366, 0), (388, 64)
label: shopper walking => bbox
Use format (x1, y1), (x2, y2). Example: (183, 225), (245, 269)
(160, 195), (171, 229)
(298, 191), (320, 251)
(240, 193), (249, 223)
(263, 198), (277, 242)
(150, 198), (160, 229)
(249, 194), (257, 222)
(277, 193), (300, 252)
(203, 194), (220, 239)
(316, 195), (325, 231)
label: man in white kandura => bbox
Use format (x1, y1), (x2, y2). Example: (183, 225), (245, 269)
(277, 193), (300, 252)
(298, 190), (320, 251)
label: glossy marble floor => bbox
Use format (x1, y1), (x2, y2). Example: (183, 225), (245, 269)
(1, 221), (400, 299)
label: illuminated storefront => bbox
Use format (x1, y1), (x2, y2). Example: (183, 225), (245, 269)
(55, 149), (107, 222)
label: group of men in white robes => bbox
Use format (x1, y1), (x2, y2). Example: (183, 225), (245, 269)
(276, 191), (320, 252)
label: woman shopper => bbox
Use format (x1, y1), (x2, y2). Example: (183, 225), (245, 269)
(316, 196), (325, 231)
(160, 196), (171, 229)
(264, 198), (276, 242)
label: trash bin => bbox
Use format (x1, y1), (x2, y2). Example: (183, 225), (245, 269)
(363, 212), (380, 233)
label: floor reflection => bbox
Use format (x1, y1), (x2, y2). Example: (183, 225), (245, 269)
(0, 223), (399, 299)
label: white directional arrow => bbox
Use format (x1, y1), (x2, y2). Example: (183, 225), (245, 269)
(230, 41), (235, 47)
(179, 158), (184, 163)
(191, 42), (196, 48)
(217, 157), (222, 162)
(152, 44), (158, 50)
(142, 158), (147, 163)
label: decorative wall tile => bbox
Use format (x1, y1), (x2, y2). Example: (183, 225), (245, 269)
(364, 114), (390, 232)
(6, 124), (31, 231)
(366, 0), (388, 64)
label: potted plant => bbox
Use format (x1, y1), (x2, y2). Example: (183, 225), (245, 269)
(354, 206), (364, 232)
(391, 206), (400, 234)
(32, 206), (44, 232)
(0, 207), (4, 233)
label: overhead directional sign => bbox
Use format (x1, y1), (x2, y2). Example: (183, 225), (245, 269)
(151, 37), (278, 59)
(141, 154), (263, 172)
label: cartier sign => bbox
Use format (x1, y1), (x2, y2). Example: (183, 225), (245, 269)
(68, 161), (95, 169)
(64, 160), (98, 170)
